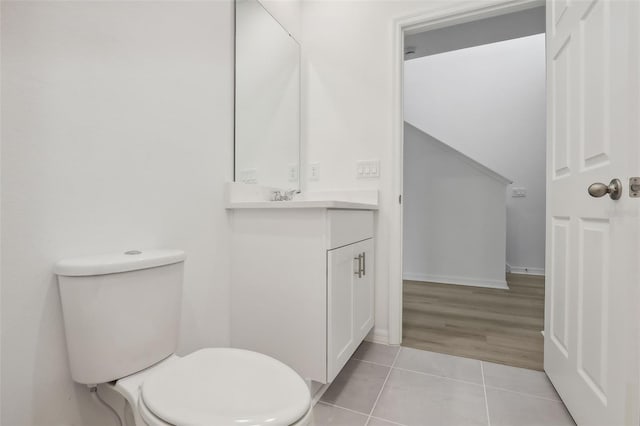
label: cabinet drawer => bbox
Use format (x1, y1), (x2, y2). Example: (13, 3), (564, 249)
(327, 210), (373, 249)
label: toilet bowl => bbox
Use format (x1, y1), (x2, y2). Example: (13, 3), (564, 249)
(110, 348), (312, 426)
(54, 249), (312, 426)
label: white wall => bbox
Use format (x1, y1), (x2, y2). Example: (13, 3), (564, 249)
(0, 2), (238, 424)
(404, 34), (546, 273)
(403, 123), (509, 288)
(0, 3), (3, 422)
(301, 1), (546, 342)
(262, 0), (302, 41)
(302, 0), (477, 343)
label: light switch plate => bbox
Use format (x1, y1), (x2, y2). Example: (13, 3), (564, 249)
(356, 160), (380, 179)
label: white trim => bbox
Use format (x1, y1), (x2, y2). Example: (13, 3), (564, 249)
(405, 121), (513, 184)
(388, 0), (545, 346)
(310, 384), (331, 406)
(505, 262), (545, 276)
(365, 327), (389, 345)
(403, 272), (509, 290)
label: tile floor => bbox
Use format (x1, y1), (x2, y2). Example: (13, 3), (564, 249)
(313, 342), (575, 426)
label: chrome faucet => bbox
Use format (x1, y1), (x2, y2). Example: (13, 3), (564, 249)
(271, 189), (298, 201)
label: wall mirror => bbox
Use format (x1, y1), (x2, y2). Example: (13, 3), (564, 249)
(235, 0), (301, 190)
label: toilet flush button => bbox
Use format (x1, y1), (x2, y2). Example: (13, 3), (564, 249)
(124, 250), (142, 255)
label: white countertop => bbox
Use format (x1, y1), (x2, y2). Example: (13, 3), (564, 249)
(226, 200), (378, 210)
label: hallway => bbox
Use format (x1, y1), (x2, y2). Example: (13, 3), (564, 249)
(402, 273), (544, 370)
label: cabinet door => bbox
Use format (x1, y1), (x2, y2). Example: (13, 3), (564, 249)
(327, 243), (357, 382)
(327, 238), (375, 382)
(353, 238), (374, 342)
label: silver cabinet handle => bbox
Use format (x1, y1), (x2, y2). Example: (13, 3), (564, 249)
(362, 252), (366, 276)
(354, 254), (362, 278)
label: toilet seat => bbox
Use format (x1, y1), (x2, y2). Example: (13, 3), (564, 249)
(138, 395), (172, 426)
(138, 391), (314, 426)
(139, 348), (311, 426)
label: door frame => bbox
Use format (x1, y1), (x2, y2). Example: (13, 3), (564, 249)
(387, 0), (545, 345)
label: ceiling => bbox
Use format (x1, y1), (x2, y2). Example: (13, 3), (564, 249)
(404, 6), (545, 61)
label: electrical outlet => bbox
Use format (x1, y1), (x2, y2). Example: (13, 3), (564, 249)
(309, 163), (320, 181)
(239, 169), (257, 184)
(288, 164), (298, 182)
(356, 160), (380, 179)
(511, 187), (527, 197)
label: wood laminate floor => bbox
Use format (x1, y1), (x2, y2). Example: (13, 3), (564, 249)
(402, 273), (545, 371)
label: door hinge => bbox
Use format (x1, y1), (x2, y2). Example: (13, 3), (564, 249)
(399, 194), (402, 204)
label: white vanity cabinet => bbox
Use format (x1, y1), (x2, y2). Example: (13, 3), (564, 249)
(230, 207), (375, 384)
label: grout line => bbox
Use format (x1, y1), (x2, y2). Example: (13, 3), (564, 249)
(352, 356), (484, 388)
(483, 384), (563, 403)
(365, 348), (402, 425)
(368, 415), (409, 426)
(391, 365), (485, 387)
(481, 362), (492, 426)
(351, 357), (396, 368)
(315, 401), (370, 417)
(389, 347), (401, 368)
(319, 401), (407, 426)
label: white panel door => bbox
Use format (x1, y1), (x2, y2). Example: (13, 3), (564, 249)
(545, 1), (639, 425)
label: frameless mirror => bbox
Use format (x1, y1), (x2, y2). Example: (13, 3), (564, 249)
(235, 0), (301, 190)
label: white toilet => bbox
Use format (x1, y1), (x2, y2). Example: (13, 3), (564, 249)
(54, 249), (313, 426)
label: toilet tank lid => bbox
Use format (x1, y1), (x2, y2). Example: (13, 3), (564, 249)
(54, 249), (186, 277)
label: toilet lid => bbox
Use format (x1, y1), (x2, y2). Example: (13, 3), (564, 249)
(141, 348), (310, 426)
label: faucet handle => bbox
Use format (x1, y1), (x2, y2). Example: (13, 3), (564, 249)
(284, 189), (298, 200)
(272, 189), (297, 201)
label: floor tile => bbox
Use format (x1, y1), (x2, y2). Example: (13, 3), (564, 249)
(352, 341), (400, 366)
(367, 417), (405, 426)
(312, 402), (368, 426)
(372, 368), (487, 426)
(482, 361), (560, 400)
(486, 388), (575, 426)
(320, 359), (390, 414)
(394, 346), (483, 384)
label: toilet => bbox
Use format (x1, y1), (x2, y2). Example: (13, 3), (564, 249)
(54, 249), (313, 426)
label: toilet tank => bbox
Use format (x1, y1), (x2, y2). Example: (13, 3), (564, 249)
(54, 249), (186, 385)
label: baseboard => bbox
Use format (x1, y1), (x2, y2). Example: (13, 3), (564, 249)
(365, 327), (389, 345)
(403, 272), (509, 289)
(310, 381), (331, 405)
(506, 263), (545, 276)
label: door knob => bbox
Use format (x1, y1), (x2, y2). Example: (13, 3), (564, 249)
(588, 178), (622, 200)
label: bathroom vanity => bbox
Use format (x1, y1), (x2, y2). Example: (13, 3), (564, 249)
(230, 0), (375, 385)
(229, 203), (376, 383)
